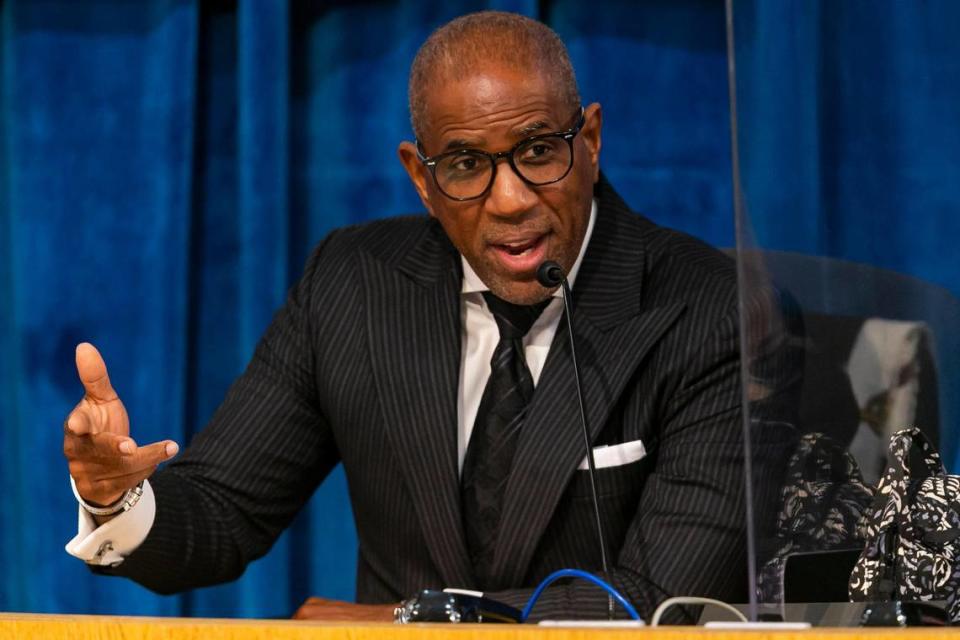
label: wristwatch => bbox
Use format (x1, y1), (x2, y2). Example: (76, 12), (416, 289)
(394, 590), (461, 623)
(71, 477), (145, 516)
(393, 589), (522, 624)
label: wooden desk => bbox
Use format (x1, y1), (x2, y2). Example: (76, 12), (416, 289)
(1, 613), (958, 640)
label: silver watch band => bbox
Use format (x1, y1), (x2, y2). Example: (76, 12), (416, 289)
(70, 476), (144, 516)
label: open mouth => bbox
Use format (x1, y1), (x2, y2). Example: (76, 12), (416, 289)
(497, 237), (540, 255)
(489, 234), (549, 273)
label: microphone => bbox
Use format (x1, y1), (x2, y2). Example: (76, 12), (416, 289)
(536, 261), (614, 619)
(536, 262), (564, 288)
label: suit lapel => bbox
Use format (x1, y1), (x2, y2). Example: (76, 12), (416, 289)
(362, 220), (475, 588)
(489, 180), (686, 588)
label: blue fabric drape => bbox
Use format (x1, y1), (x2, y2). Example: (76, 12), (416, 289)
(732, 1), (960, 294)
(1, 0), (201, 617)
(730, 0), (960, 461)
(2, 0), (955, 619)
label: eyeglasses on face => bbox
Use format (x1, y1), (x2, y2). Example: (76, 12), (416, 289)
(416, 107), (585, 201)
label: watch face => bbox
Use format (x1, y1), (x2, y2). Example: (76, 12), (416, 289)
(395, 589), (521, 624)
(398, 590), (460, 623)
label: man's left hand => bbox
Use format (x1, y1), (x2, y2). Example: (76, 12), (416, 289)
(292, 597), (396, 622)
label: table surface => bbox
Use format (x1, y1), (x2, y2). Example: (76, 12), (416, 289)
(2, 612), (959, 640)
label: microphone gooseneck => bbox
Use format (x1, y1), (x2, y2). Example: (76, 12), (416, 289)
(537, 260), (614, 620)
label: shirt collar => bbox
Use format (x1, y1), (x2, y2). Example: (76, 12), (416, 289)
(460, 198), (598, 299)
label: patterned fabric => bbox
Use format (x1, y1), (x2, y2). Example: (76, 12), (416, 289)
(462, 293), (550, 588)
(849, 428), (960, 621)
(757, 433), (874, 603)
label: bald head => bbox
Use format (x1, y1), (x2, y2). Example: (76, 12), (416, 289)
(408, 11), (581, 140)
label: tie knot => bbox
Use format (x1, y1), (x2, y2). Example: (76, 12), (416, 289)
(482, 292), (551, 340)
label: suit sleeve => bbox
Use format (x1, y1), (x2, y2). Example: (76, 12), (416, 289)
(93, 233), (342, 593)
(486, 302), (759, 622)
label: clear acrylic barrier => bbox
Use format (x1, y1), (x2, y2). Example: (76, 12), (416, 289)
(736, 247), (960, 615)
(726, 0), (960, 619)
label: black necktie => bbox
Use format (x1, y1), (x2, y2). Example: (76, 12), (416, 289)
(461, 291), (551, 588)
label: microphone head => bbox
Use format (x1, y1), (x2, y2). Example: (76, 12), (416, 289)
(536, 261), (565, 288)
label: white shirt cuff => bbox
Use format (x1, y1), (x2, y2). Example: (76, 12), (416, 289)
(65, 478), (156, 566)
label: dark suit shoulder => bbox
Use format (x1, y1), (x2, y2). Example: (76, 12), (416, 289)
(642, 222), (738, 309)
(291, 214), (458, 327)
(312, 214), (438, 264)
(295, 214), (450, 291)
(594, 177), (736, 314)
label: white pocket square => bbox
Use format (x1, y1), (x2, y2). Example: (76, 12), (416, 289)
(578, 439), (647, 470)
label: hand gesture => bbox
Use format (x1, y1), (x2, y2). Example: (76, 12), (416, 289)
(63, 343), (178, 510)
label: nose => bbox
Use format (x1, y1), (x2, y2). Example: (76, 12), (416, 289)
(484, 159), (536, 219)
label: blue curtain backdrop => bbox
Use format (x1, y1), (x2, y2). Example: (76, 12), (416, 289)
(729, 1), (960, 457)
(732, 1), (960, 294)
(0, 0), (956, 619)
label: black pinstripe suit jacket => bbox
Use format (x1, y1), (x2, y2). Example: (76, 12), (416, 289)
(99, 177), (749, 620)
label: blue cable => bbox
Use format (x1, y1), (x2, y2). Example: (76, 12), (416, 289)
(520, 568), (642, 622)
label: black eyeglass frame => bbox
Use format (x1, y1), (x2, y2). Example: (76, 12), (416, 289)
(415, 107), (586, 202)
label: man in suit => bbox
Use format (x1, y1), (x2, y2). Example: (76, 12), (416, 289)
(63, 12), (749, 621)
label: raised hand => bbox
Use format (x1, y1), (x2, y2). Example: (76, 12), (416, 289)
(63, 343), (178, 513)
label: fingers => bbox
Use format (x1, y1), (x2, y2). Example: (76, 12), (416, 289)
(64, 410), (96, 437)
(66, 432), (178, 468)
(135, 439), (180, 465)
(67, 345), (129, 439)
(64, 427), (133, 458)
(65, 343), (175, 507)
(75, 342), (118, 403)
(67, 435), (179, 506)
(64, 404), (134, 449)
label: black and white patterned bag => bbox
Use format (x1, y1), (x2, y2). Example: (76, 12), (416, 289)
(757, 432), (874, 603)
(848, 428), (960, 620)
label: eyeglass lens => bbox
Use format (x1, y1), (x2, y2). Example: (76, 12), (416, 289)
(434, 136), (572, 200)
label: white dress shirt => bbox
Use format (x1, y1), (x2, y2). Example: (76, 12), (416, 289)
(457, 200), (596, 471)
(67, 200), (598, 565)
(65, 480), (157, 566)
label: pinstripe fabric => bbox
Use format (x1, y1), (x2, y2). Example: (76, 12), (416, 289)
(95, 176), (764, 622)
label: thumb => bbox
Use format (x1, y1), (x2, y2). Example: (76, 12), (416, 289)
(75, 342), (119, 403)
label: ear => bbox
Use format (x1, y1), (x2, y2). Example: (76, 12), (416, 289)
(398, 141), (435, 215)
(580, 102), (603, 183)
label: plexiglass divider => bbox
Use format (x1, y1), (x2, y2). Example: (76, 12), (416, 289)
(726, 0), (960, 621)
